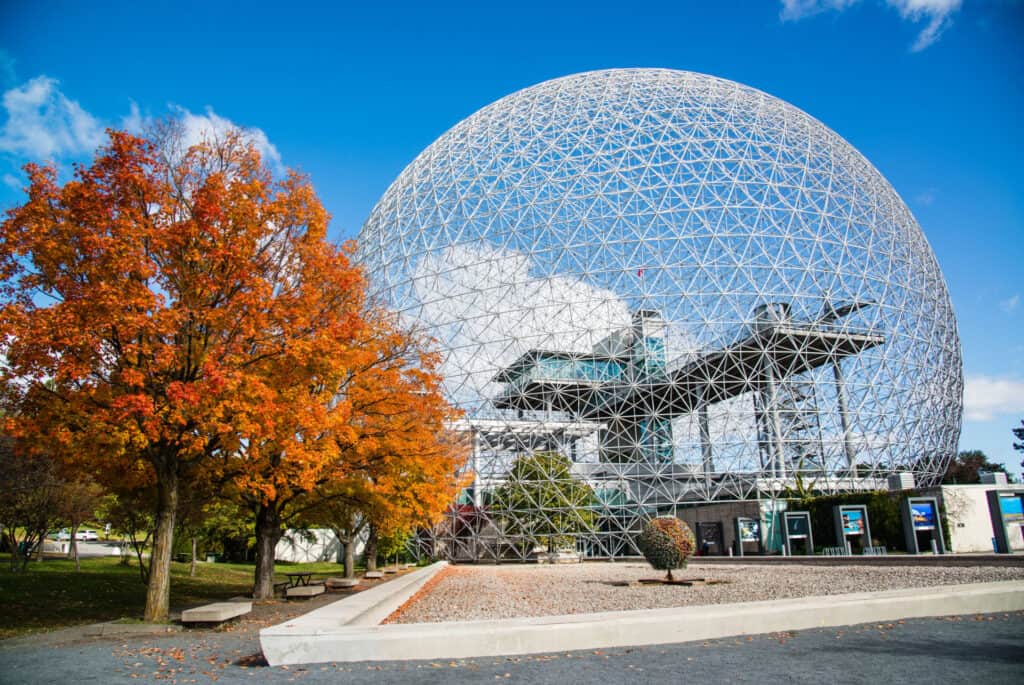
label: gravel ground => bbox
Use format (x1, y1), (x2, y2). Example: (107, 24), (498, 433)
(390, 562), (1024, 623)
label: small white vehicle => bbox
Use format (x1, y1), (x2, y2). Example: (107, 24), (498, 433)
(76, 529), (99, 541)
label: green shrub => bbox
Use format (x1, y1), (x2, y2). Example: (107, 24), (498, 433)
(637, 516), (695, 581)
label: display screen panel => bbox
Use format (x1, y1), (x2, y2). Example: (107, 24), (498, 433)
(1000, 496), (1024, 524)
(842, 509), (865, 536)
(785, 514), (809, 539)
(911, 502), (936, 530)
(738, 518), (760, 543)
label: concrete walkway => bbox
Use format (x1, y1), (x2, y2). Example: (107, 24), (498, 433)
(1, 611), (1021, 684)
(261, 579), (1024, 665)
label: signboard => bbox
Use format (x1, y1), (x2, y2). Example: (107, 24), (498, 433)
(786, 514), (809, 539)
(1000, 495), (1024, 524)
(842, 509), (865, 536)
(738, 518), (760, 543)
(910, 501), (936, 531)
(902, 496), (945, 554)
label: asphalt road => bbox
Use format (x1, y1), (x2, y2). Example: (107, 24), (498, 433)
(42, 539), (124, 558)
(1, 612), (1022, 684)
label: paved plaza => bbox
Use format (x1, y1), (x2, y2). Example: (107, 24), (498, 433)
(1, 611), (1021, 684)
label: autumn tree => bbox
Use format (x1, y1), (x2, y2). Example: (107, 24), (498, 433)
(0, 125), (357, 621)
(174, 481), (222, 577)
(0, 436), (62, 571)
(97, 487), (157, 578)
(191, 499), (253, 563)
(223, 311), (467, 598)
(299, 494), (366, 578)
(210, 296), (368, 598)
(58, 476), (105, 572)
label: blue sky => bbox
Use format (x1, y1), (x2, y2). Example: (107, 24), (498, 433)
(1, 0), (1021, 474)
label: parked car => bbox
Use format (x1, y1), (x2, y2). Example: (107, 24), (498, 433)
(76, 529), (99, 541)
(50, 529), (71, 541)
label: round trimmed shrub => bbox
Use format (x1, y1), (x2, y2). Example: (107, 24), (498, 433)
(637, 516), (696, 581)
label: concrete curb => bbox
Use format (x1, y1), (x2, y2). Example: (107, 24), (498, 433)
(0, 620), (183, 649)
(260, 561), (448, 664)
(690, 555), (1024, 567)
(83, 621), (184, 637)
(259, 579), (1024, 666)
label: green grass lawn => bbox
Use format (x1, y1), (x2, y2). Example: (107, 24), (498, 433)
(0, 554), (355, 639)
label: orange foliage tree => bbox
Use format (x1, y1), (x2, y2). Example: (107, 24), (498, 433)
(333, 328), (467, 572)
(222, 311), (467, 597)
(0, 126), (370, 621)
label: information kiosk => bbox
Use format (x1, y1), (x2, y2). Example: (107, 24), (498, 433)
(987, 491), (1024, 553)
(834, 504), (871, 554)
(781, 511), (813, 555)
(901, 496), (945, 554)
(734, 517), (763, 556)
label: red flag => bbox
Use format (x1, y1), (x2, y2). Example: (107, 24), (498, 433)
(637, 267), (645, 277)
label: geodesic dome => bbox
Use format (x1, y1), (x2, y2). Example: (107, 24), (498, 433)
(357, 69), (961, 559)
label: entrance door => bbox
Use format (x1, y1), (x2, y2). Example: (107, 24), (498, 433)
(696, 521), (724, 556)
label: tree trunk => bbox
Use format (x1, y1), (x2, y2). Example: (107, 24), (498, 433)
(189, 536), (197, 577)
(364, 524), (379, 572)
(67, 525), (78, 560)
(144, 466), (178, 623)
(8, 531), (20, 572)
(253, 504), (282, 600)
(343, 536), (356, 578)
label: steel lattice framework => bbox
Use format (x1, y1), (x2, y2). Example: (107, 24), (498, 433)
(357, 69), (962, 561)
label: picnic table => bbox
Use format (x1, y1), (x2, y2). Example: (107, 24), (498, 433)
(284, 572), (314, 588)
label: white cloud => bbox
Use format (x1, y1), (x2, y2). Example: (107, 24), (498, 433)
(0, 76), (105, 160)
(0, 76), (283, 175)
(963, 375), (1024, 422)
(409, 244), (633, 408)
(780, 0), (859, 21)
(121, 101), (147, 134)
(779, 0), (963, 51)
(888, 0), (962, 51)
(999, 294), (1019, 314)
(2, 173), (19, 191)
(118, 102), (283, 172)
(170, 105), (282, 172)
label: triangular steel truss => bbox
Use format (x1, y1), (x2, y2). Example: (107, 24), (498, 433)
(357, 69), (962, 561)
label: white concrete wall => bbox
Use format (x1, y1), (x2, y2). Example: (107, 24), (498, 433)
(940, 484), (1024, 553)
(275, 528), (365, 563)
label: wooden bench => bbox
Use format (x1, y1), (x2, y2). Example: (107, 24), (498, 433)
(181, 601), (252, 624)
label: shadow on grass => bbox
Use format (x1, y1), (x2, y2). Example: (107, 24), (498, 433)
(0, 554), (252, 638)
(0, 553), (361, 639)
